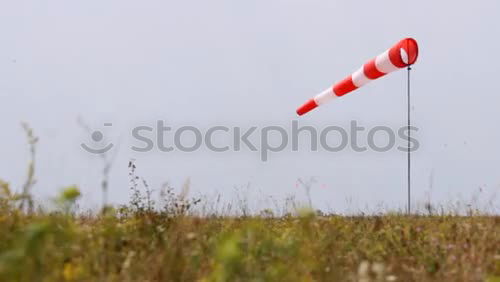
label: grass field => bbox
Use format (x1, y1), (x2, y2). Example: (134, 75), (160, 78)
(0, 181), (499, 281)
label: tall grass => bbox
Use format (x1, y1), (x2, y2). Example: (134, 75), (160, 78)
(0, 200), (498, 281)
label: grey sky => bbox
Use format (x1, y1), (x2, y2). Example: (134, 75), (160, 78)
(1, 1), (499, 213)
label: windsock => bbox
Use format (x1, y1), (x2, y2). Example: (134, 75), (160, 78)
(297, 38), (418, 116)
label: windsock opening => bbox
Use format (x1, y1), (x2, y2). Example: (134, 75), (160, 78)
(389, 38), (419, 67)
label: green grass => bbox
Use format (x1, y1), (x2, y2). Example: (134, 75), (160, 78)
(0, 194), (498, 281)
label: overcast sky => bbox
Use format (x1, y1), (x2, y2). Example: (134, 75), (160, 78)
(1, 1), (499, 213)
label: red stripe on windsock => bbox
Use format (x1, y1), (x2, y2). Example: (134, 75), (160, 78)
(333, 76), (358, 96)
(363, 58), (386, 79)
(296, 99), (318, 116)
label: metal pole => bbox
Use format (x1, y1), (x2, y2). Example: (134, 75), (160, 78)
(407, 66), (411, 215)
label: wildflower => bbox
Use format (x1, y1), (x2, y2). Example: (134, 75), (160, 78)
(358, 261), (370, 282)
(61, 186), (81, 202)
(371, 262), (385, 277)
(63, 262), (82, 281)
(386, 275), (397, 281)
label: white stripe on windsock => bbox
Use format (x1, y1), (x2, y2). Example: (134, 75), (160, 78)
(375, 50), (399, 74)
(352, 67), (371, 88)
(313, 87), (337, 105)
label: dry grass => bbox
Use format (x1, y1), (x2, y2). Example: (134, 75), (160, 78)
(0, 195), (498, 281)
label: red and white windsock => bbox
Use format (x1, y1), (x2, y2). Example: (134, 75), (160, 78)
(296, 38), (419, 116)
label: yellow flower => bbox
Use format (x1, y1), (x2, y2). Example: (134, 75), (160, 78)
(63, 262), (83, 281)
